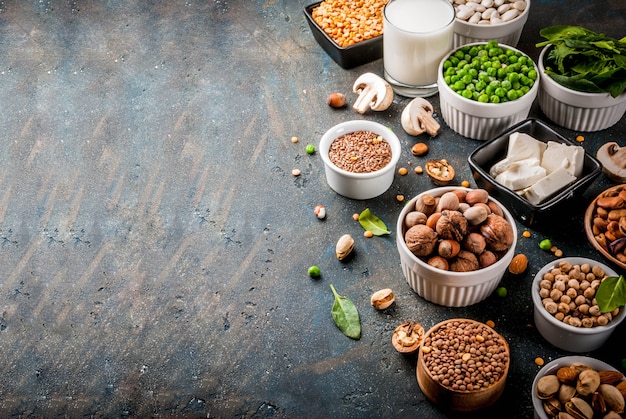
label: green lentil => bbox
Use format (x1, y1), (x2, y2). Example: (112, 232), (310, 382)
(442, 41), (537, 103)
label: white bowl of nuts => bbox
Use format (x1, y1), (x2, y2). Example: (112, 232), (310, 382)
(532, 356), (626, 419)
(452, 0), (530, 48)
(396, 187), (517, 307)
(532, 257), (625, 353)
(319, 120), (402, 200)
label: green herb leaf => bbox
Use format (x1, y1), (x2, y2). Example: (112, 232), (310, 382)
(358, 208), (391, 236)
(596, 275), (626, 313)
(330, 284), (361, 340)
(536, 25), (626, 97)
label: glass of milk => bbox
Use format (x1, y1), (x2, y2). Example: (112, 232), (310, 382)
(383, 0), (455, 97)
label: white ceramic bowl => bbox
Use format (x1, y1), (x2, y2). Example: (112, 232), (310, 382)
(319, 120), (401, 200)
(437, 43), (540, 141)
(538, 45), (626, 132)
(531, 356), (625, 419)
(453, 0), (530, 48)
(396, 187), (517, 307)
(532, 257), (625, 353)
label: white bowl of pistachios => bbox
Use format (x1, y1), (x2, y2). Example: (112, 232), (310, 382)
(452, 0), (530, 48)
(531, 257), (625, 353)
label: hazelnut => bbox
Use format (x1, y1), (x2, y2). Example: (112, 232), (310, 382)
(404, 224), (438, 256)
(438, 239), (461, 259)
(479, 250), (498, 268)
(427, 255), (449, 270)
(326, 92), (346, 108)
(463, 232), (486, 254)
(450, 250), (479, 272)
(411, 142), (429, 156)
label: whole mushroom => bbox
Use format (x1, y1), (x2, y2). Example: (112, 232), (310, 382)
(401, 97), (440, 136)
(352, 72), (394, 114)
(597, 142), (626, 182)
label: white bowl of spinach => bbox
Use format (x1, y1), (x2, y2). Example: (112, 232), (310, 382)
(536, 25), (626, 132)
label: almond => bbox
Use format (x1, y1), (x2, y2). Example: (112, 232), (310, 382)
(508, 253), (528, 275)
(616, 380), (626, 399)
(599, 370), (625, 385)
(556, 366), (579, 384)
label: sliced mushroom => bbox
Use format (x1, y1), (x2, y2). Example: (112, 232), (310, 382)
(352, 72), (394, 114)
(597, 142), (626, 183)
(401, 97), (440, 136)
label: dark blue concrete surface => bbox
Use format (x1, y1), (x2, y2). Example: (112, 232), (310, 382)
(0, 1), (624, 417)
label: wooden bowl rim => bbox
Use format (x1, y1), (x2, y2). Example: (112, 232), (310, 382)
(584, 184), (626, 271)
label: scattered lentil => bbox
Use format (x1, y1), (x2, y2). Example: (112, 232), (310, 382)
(576, 135), (585, 142)
(415, 166), (423, 174)
(396, 194), (405, 202)
(292, 169), (301, 176)
(486, 320), (495, 328)
(461, 180), (470, 188)
(522, 230), (531, 238)
(534, 357), (544, 366)
(291, 136), (299, 143)
(364, 230), (374, 238)
(353, 213), (360, 221)
(328, 131), (392, 173)
(398, 167), (408, 176)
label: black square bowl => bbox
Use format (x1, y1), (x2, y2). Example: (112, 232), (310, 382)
(468, 119), (602, 227)
(304, 2), (383, 69)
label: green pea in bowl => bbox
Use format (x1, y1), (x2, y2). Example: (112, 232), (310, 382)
(437, 41), (540, 141)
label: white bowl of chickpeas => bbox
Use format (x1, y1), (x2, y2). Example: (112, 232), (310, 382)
(531, 257), (625, 353)
(452, 0), (530, 48)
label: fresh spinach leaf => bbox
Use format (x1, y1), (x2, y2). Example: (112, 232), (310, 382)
(596, 275), (626, 313)
(330, 284), (361, 340)
(358, 208), (391, 236)
(536, 25), (626, 97)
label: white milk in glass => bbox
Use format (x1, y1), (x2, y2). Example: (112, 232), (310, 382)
(383, 0), (455, 97)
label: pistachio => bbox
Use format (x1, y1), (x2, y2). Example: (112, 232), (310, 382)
(577, 369), (601, 397)
(599, 383), (625, 414)
(537, 374), (561, 399)
(391, 321), (424, 354)
(542, 397), (562, 416)
(565, 397), (594, 419)
(335, 234), (355, 261)
(370, 288), (395, 310)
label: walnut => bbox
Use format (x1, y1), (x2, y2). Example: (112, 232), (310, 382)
(480, 214), (514, 252)
(463, 232), (486, 254)
(449, 250), (480, 272)
(435, 210), (467, 241)
(404, 224), (438, 257)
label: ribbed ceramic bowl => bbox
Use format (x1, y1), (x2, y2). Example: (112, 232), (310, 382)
(417, 319), (510, 413)
(538, 45), (626, 132)
(453, 0), (530, 48)
(437, 43), (540, 141)
(532, 356), (625, 419)
(319, 120), (401, 200)
(396, 187), (517, 307)
(531, 257), (625, 353)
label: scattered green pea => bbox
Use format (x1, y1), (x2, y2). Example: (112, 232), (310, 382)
(442, 40), (537, 103)
(496, 287), (507, 298)
(308, 265), (321, 278)
(305, 144), (316, 155)
(539, 239), (552, 251)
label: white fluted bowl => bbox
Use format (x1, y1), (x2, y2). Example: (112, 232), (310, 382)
(538, 45), (626, 132)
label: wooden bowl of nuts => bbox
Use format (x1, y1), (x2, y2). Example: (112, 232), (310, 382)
(585, 184), (626, 270)
(532, 356), (626, 419)
(531, 257), (625, 353)
(417, 318), (510, 413)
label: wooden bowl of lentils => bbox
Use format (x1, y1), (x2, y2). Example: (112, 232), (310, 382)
(416, 318), (510, 412)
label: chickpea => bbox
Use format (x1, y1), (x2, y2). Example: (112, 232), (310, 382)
(539, 279), (552, 290)
(557, 302), (570, 314)
(582, 318), (594, 328)
(539, 288), (550, 298)
(560, 295), (571, 304)
(574, 295), (586, 306)
(549, 289), (563, 301)
(583, 287), (596, 299)
(592, 265), (605, 278)
(597, 315), (609, 326)
(580, 263), (591, 273)
(567, 279), (580, 290)
(553, 280), (566, 292)
(578, 303), (590, 315)
(566, 288), (578, 300)
(589, 305), (601, 316)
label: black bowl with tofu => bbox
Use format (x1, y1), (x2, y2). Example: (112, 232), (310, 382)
(468, 119), (602, 227)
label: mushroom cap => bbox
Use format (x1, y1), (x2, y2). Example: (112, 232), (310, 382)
(352, 72), (394, 113)
(597, 142), (626, 183)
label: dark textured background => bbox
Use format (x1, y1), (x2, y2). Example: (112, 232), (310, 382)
(0, 1), (625, 417)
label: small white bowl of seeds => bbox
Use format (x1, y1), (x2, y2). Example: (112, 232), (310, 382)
(319, 120), (401, 200)
(531, 257), (625, 353)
